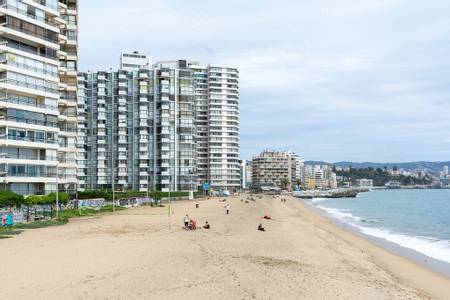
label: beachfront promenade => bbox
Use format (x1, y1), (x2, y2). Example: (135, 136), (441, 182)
(1, 194), (449, 299)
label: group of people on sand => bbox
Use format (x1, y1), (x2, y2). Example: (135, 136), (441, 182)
(182, 195), (285, 233)
(183, 214), (210, 231)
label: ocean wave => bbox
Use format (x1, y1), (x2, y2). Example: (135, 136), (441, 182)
(358, 227), (450, 264)
(311, 198), (327, 203)
(317, 206), (362, 223)
(316, 206), (450, 264)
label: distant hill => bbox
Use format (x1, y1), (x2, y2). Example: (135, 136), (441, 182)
(304, 161), (450, 174)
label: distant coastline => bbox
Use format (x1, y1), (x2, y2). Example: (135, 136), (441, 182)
(305, 160), (450, 174)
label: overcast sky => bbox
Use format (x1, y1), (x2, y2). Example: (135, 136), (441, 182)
(78, 0), (450, 162)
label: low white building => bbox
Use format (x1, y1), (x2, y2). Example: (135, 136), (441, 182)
(356, 179), (374, 188)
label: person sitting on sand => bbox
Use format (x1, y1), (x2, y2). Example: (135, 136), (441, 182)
(258, 223), (265, 232)
(203, 221), (210, 229)
(189, 219), (197, 230)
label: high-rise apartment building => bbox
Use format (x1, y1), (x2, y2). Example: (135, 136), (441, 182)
(78, 56), (240, 193)
(204, 65), (240, 191)
(78, 59), (196, 192)
(303, 165), (337, 190)
(252, 150), (301, 190)
(190, 63), (240, 191)
(0, 0), (78, 195)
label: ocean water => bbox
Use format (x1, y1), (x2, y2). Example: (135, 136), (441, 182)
(310, 189), (450, 264)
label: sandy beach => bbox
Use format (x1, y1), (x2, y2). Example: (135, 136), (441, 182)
(1, 194), (450, 299)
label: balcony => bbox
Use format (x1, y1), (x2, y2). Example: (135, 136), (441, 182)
(0, 78), (58, 96)
(1, 1), (59, 27)
(0, 97), (58, 112)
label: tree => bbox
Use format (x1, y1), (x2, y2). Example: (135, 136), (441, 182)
(0, 191), (25, 208)
(46, 192), (70, 205)
(26, 195), (48, 205)
(280, 178), (290, 190)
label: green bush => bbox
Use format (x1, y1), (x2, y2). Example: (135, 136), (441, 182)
(25, 192), (70, 205)
(26, 195), (48, 205)
(46, 192), (70, 205)
(0, 191), (25, 207)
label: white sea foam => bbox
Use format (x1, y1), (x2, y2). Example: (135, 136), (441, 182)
(311, 198), (327, 204)
(358, 227), (450, 264)
(316, 206), (362, 223)
(316, 206), (450, 264)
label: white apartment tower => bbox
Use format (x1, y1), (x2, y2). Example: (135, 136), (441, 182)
(78, 59), (196, 192)
(78, 56), (240, 193)
(190, 63), (240, 192)
(0, 0), (78, 195)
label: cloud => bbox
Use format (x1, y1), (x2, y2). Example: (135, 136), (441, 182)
(78, 0), (450, 162)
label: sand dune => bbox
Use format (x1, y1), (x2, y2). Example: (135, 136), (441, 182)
(1, 194), (449, 299)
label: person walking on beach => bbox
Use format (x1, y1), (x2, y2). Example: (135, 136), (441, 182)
(225, 204), (230, 215)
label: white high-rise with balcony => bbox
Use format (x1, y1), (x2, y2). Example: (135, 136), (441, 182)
(0, 0), (78, 195)
(204, 65), (240, 192)
(77, 56), (240, 193)
(188, 63), (240, 192)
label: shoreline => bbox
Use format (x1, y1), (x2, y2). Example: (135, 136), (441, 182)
(297, 191), (450, 279)
(301, 198), (450, 278)
(295, 195), (450, 299)
(1, 194), (449, 299)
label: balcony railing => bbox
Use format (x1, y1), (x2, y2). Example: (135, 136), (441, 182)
(5, 115), (58, 128)
(32, 0), (58, 11)
(6, 171), (57, 178)
(0, 78), (58, 94)
(0, 1), (58, 27)
(0, 96), (58, 111)
(59, 124), (76, 132)
(5, 59), (58, 78)
(2, 134), (58, 144)
(1, 19), (59, 44)
(0, 153), (57, 161)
